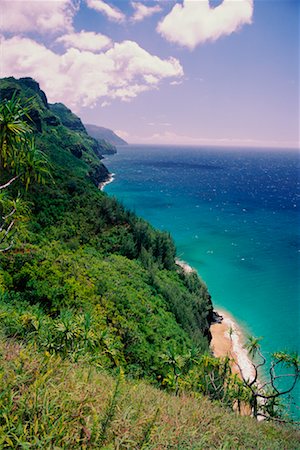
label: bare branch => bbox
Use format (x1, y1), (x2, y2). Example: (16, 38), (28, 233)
(257, 412), (300, 424)
(0, 240), (14, 252)
(2, 207), (16, 220)
(256, 376), (299, 400)
(249, 348), (266, 387)
(0, 219), (15, 244)
(0, 174), (21, 190)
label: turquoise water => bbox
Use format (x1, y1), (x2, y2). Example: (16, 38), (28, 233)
(104, 145), (300, 415)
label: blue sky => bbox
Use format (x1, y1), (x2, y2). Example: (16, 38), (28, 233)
(0, 0), (298, 148)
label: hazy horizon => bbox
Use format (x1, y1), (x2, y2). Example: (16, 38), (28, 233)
(100, 141), (300, 151)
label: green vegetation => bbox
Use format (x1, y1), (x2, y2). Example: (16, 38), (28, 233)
(0, 91), (50, 252)
(85, 123), (127, 148)
(0, 77), (213, 373)
(237, 336), (300, 421)
(0, 77), (299, 447)
(1, 341), (299, 449)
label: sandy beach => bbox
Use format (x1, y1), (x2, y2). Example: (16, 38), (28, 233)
(176, 259), (255, 381)
(211, 310), (255, 381)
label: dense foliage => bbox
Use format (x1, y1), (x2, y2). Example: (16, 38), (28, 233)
(0, 77), (213, 382)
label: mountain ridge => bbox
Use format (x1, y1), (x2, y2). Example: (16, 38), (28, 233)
(85, 123), (128, 148)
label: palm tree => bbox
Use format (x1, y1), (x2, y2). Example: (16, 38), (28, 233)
(0, 92), (50, 251)
(245, 336), (262, 359)
(0, 92), (50, 190)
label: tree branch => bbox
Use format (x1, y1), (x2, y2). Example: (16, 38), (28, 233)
(249, 348), (266, 387)
(0, 174), (21, 190)
(0, 219), (15, 244)
(0, 240), (14, 252)
(257, 412), (300, 425)
(2, 207), (16, 220)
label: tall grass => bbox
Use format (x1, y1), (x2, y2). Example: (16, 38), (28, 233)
(0, 340), (299, 449)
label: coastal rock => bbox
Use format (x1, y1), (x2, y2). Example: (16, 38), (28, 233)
(88, 163), (110, 187)
(210, 310), (223, 324)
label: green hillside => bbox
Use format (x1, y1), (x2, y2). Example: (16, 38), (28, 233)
(85, 123), (128, 148)
(0, 77), (213, 375)
(0, 77), (299, 448)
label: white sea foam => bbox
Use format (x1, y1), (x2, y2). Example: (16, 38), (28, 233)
(220, 312), (255, 382)
(169, 259), (255, 382)
(99, 173), (115, 191)
(175, 258), (195, 273)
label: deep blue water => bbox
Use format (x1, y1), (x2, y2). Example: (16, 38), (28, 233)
(104, 145), (300, 415)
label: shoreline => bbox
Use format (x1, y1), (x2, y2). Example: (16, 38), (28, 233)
(210, 309), (255, 381)
(175, 258), (195, 274)
(99, 173), (115, 191)
(176, 259), (255, 381)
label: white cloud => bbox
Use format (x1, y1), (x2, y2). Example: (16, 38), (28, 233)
(86, 0), (125, 22)
(157, 0), (254, 49)
(170, 79), (183, 86)
(0, 0), (76, 34)
(0, 36), (183, 109)
(56, 31), (112, 51)
(131, 2), (162, 22)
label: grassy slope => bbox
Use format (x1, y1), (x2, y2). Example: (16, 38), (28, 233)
(1, 340), (299, 449)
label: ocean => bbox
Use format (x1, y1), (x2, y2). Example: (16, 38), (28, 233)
(104, 144), (300, 415)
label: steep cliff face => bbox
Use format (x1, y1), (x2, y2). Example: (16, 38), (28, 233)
(50, 103), (86, 132)
(0, 77), (110, 186)
(0, 76), (214, 373)
(18, 77), (49, 107)
(49, 103), (117, 159)
(0, 77), (48, 108)
(85, 123), (127, 152)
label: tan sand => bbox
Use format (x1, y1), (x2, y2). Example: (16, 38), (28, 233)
(176, 258), (254, 380)
(211, 310), (257, 416)
(211, 310), (255, 381)
(175, 258), (256, 416)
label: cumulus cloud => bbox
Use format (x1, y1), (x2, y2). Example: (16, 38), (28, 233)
(56, 31), (112, 51)
(0, 0), (76, 34)
(0, 35), (183, 109)
(131, 2), (162, 22)
(157, 0), (254, 49)
(86, 0), (125, 22)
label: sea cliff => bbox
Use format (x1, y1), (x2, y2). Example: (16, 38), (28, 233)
(0, 76), (214, 374)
